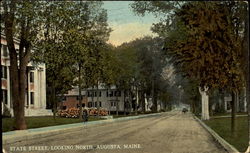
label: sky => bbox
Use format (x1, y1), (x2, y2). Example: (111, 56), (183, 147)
(103, 1), (160, 46)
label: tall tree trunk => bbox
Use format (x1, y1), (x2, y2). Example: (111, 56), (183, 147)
(244, 87), (247, 112)
(97, 81), (100, 117)
(4, 0), (27, 130)
(52, 84), (56, 120)
(78, 63), (83, 120)
(246, 7), (250, 151)
(91, 86), (94, 108)
(107, 88), (110, 115)
(247, 55), (250, 152)
(209, 101), (213, 117)
(191, 100), (195, 114)
(0, 43), (2, 114)
(10, 35), (28, 130)
(124, 90), (126, 115)
(135, 86), (138, 115)
(218, 89), (225, 113)
(129, 90), (133, 115)
(141, 92), (146, 113)
(247, 50), (250, 153)
(152, 80), (157, 112)
(231, 90), (237, 136)
(199, 86), (210, 120)
(116, 89), (119, 116)
(12, 63), (27, 130)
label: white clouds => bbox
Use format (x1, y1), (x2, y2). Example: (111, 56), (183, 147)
(108, 22), (157, 46)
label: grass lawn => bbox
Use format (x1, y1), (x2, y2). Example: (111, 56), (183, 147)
(204, 116), (248, 152)
(3, 112), (159, 132)
(2, 116), (103, 132)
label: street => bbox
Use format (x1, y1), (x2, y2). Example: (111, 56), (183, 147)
(3, 111), (226, 153)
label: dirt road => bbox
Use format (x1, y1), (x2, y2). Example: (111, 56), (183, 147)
(3, 111), (226, 153)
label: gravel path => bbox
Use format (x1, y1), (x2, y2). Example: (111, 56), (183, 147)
(3, 111), (226, 153)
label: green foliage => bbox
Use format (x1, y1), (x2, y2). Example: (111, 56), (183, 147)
(2, 116), (103, 132)
(32, 1), (111, 94)
(112, 36), (171, 112)
(131, 1), (247, 93)
(168, 2), (234, 89)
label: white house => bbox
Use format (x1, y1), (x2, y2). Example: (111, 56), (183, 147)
(60, 85), (128, 114)
(1, 35), (52, 116)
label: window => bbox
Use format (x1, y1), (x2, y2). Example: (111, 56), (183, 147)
(2, 66), (7, 79)
(88, 91), (93, 97)
(115, 91), (121, 97)
(88, 102), (92, 107)
(111, 101), (117, 107)
(82, 103), (85, 107)
(76, 96), (80, 100)
(62, 96), (66, 101)
(94, 102), (97, 107)
(30, 72), (34, 83)
(99, 91), (102, 97)
(30, 92), (34, 104)
(108, 91), (114, 97)
(3, 45), (8, 57)
(94, 91), (97, 97)
(2, 90), (8, 104)
(99, 102), (102, 107)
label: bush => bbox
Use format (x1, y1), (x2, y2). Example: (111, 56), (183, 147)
(89, 108), (108, 116)
(57, 107), (108, 118)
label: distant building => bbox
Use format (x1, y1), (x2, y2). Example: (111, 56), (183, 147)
(223, 91), (247, 113)
(59, 85), (130, 114)
(212, 90), (247, 113)
(1, 35), (52, 116)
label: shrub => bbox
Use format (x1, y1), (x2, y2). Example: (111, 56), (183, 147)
(57, 107), (108, 118)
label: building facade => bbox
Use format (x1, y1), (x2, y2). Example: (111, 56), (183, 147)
(1, 35), (51, 116)
(59, 85), (127, 114)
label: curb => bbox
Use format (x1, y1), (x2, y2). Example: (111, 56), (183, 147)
(193, 115), (240, 153)
(211, 115), (247, 119)
(3, 112), (163, 145)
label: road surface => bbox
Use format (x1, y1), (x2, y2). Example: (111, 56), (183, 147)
(3, 111), (226, 153)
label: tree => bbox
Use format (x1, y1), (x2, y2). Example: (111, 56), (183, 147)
(33, 1), (78, 119)
(2, 0), (44, 130)
(132, 1), (247, 122)
(114, 36), (167, 113)
(114, 42), (138, 114)
(2, 0), (112, 129)
(62, 1), (111, 119)
(133, 37), (166, 112)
